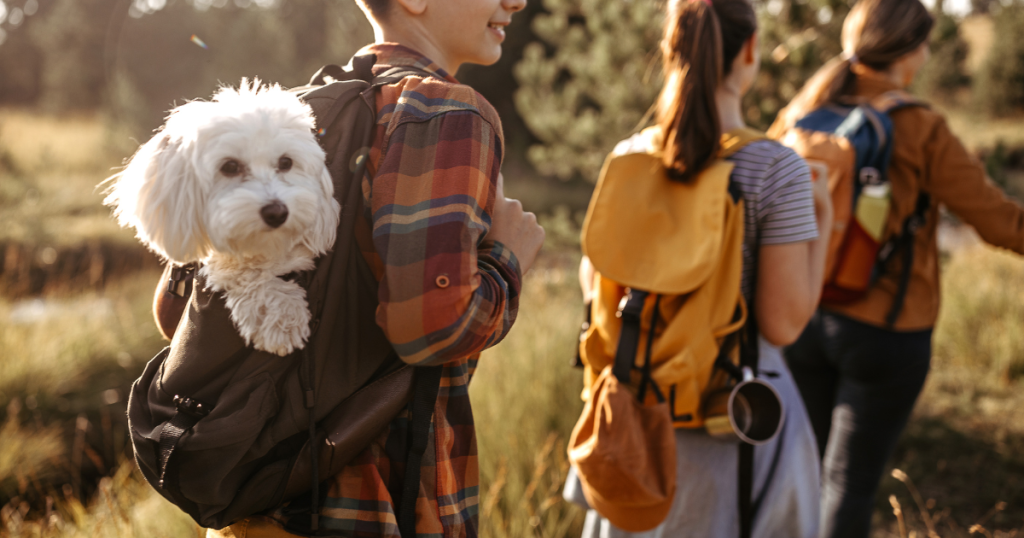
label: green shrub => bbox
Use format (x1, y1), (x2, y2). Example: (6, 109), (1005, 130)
(973, 5), (1024, 115)
(915, 12), (970, 100)
(513, 0), (664, 181)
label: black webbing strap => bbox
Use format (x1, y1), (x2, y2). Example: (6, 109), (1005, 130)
(611, 289), (664, 404)
(636, 295), (666, 404)
(157, 395), (210, 488)
(398, 365), (444, 538)
(612, 289), (649, 384)
(712, 305), (745, 382)
(738, 293), (760, 538)
(573, 302), (592, 368)
(884, 193), (931, 328)
(299, 343), (321, 531)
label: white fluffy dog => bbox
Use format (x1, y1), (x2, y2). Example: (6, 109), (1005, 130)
(105, 80), (340, 356)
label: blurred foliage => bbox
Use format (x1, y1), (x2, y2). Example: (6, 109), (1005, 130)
(914, 12), (970, 99)
(973, 3), (1024, 115)
(512, 0), (999, 182)
(0, 0), (1016, 185)
(752, 0), (850, 126)
(934, 244), (1024, 383)
(514, 0), (859, 182)
(513, 0), (664, 181)
(0, 0), (373, 140)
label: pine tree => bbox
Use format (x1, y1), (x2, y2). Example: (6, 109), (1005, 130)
(513, 0), (664, 181)
(514, 0), (855, 182)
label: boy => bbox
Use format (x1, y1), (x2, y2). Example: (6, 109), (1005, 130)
(208, 0), (542, 536)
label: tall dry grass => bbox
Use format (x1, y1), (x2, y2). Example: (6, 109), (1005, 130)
(0, 108), (130, 247)
(0, 460), (199, 538)
(3, 240), (1024, 538)
(471, 257), (587, 538)
(933, 244), (1024, 383)
(0, 270), (165, 402)
(2, 109), (1024, 537)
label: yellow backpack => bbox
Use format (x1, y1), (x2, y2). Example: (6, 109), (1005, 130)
(578, 126), (766, 429)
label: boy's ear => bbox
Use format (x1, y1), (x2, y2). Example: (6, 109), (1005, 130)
(394, 0), (427, 16)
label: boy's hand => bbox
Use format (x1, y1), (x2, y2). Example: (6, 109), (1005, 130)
(486, 174), (545, 275)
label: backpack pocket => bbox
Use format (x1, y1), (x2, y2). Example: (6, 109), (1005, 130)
(128, 346), (282, 516)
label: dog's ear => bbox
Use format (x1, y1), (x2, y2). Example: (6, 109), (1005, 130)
(306, 164), (340, 255)
(105, 129), (211, 263)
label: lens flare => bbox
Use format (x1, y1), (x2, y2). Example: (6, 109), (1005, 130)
(190, 34), (209, 50)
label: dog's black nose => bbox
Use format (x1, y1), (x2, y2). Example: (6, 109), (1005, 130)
(260, 202), (289, 228)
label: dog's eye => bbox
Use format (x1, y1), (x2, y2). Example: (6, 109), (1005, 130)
(220, 160), (241, 176)
(278, 156), (293, 172)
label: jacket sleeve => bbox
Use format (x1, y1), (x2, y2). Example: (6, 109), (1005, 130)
(369, 110), (522, 366)
(922, 116), (1024, 254)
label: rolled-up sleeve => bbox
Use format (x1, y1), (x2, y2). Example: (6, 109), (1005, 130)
(369, 110), (522, 366)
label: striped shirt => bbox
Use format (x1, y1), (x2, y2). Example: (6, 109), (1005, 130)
(726, 140), (819, 300)
(266, 43), (520, 538)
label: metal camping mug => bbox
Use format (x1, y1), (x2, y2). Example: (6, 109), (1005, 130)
(703, 367), (785, 445)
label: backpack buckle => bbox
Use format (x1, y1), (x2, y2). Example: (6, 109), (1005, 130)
(616, 289), (648, 320)
(173, 395), (210, 419)
(859, 167), (882, 186)
(167, 264), (195, 298)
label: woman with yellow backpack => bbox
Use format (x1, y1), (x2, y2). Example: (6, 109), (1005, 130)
(562, 0), (833, 536)
(770, 0), (1024, 536)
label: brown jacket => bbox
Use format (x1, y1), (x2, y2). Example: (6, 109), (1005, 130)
(778, 73), (1024, 331)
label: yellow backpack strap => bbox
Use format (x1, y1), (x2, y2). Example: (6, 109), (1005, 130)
(719, 127), (769, 159)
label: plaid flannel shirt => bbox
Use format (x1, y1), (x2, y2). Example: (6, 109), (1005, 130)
(267, 44), (521, 538)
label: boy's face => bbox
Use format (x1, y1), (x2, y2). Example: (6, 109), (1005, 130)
(426, 0), (525, 68)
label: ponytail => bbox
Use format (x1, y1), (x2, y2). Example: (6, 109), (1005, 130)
(657, 0), (757, 183)
(776, 0), (934, 132)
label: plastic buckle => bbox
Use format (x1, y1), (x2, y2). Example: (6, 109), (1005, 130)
(859, 167), (882, 185)
(615, 289), (647, 320)
(166, 264), (195, 298)
(172, 395), (210, 419)
(907, 215), (926, 233)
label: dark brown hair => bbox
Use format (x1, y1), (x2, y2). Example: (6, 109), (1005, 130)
(356, 0), (390, 21)
(775, 0), (934, 130)
(656, 0), (757, 183)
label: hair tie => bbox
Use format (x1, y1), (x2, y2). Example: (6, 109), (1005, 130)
(842, 51), (859, 65)
(690, 0), (713, 6)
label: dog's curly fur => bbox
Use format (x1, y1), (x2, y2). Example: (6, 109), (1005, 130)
(105, 80), (340, 356)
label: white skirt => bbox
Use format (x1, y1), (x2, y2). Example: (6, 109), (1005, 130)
(563, 337), (821, 538)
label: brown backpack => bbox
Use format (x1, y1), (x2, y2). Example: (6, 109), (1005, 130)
(127, 56), (440, 536)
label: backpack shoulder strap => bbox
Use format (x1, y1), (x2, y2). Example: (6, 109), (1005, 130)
(869, 90), (928, 115)
(720, 128), (768, 202)
(720, 127), (768, 159)
(721, 128), (767, 538)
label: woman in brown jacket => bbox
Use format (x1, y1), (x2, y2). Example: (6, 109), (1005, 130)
(771, 0), (1024, 536)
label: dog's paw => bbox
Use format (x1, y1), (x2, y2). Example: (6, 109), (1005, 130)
(251, 282), (311, 356)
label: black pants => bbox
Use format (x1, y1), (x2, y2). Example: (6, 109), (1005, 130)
(784, 310), (932, 538)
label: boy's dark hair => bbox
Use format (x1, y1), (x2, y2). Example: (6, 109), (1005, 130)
(356, 0), (390, 20)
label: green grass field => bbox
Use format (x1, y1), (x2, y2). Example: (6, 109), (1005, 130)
(2, 108), (1024, 538)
